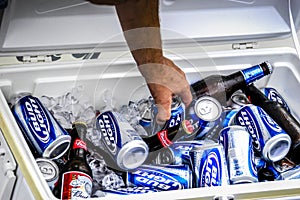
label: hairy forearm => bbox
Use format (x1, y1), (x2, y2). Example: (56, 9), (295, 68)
(87, 0), (163, 66)
(115, 0), (163, 66)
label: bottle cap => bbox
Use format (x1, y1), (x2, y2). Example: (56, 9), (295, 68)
(194, 96), (222, 122)
(264, 61), (273, 74)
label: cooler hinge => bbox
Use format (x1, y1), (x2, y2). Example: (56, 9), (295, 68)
(232, 42), (258, 50)
(17, 55), (53, 63)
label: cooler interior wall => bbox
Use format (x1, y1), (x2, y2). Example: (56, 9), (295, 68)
(1, 48), (300, 199)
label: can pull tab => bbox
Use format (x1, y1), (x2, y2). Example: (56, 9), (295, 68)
(213, 195), (235, 200)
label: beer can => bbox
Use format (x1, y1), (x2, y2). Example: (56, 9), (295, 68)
(151, 95), (184, 136)
(228, 90), (251, 109)
(36, 158), (59, 190)
(219, 126), (258, 184)
(189, 144), (229, 187)
(95, 111), (149, 171)
(182, 96), (222, 140)
(149, 140), (213, 166)
(266, 157), (296, 180)
(261, 87), (290, 113)
(278, 165), (300, 180)
(230, 104), (291, 162)
(12, 95), (71, 159)
(222, 109), (238, 128)
(99, 187), (158, 196)
(126, 164), (192, 191)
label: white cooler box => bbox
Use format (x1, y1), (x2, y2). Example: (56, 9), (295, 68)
(1, 0), (300, 199)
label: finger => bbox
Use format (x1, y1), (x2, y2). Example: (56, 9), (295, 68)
(155, 92), (172, 124)
(148, 84), (172, 124)
(155, 103), (171, 125)
(178, 86), (193, 107)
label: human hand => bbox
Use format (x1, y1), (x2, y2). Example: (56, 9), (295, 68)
(138, 57), (193, 124)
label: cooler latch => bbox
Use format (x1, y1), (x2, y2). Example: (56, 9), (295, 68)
(213, 195), (235, 200)
(17, 55), (53, 63)
(232, 42), (257, 50)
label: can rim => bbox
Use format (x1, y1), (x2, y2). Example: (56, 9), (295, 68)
(263, 134), (291, 162)
(36, 158), (59, 182)
(117, 140), (149, 170)
(43, 135), (71, 159)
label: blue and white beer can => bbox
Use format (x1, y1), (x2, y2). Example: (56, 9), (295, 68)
(12, 95), (71, 159)
(151, 95), (184, 136)
(230, 105), (291, 162)
(219, 125), (258, 184)
(182, 96), (222, 140)
(190, 144), (229, 187)
(95, 111), (149, 171)
(261, 87), (290, 113)
(99, 187), (158, 196)
(126, 164), (192, 191)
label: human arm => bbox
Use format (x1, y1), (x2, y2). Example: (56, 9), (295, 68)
(87, 0), (192, 123)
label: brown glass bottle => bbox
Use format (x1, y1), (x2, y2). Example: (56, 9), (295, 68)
(142, 62), (273, 153)
(54, 122), (93, 199)
(191, 61), (273, 105)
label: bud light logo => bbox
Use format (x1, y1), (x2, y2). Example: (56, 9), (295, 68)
(24, 97), (50, 143)
(166, 112), (182, 129)
(235, 107), (261, 152)
(130, 169), (182, 190)
(97, 112), (118, 154)
(265, 88), (290, 112)
(258, 107), (282, 132)
(268, 89), (284, 104)
(200, 151), (221, 187)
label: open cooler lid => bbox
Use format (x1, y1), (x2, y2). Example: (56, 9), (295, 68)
(0, 0), (300, 54)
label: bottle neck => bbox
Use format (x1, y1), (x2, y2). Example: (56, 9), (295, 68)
(70, 148), (87, 159)
(240, 63), (270, 85)
(70, 138), (88, 159)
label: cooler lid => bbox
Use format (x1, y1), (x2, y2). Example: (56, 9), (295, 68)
(0, 0), (299, 54)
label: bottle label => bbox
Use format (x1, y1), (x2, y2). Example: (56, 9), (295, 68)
(61, 171), (92, 199)
(73, 139), (87, 151)
(241, 65), (264, 85)
(157, 130), (173, 147)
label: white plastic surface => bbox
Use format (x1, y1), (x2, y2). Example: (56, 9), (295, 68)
(0, 0), (295, 52)
(11, 168), (35, 200)
(0, 129), (16, 200)
(1, 46), (300, 199)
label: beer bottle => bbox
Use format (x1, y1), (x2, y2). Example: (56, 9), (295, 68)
(54, 122), (93, 199)
(244, 84), (300, 164)
(191, 61), (273, 105)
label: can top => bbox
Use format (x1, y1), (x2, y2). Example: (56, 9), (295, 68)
(263, 134), (291, 162)
(117, 140), (149, 170)
(230, 90), (250, 107)
(36, 158), (59, 182)
(194, 96), (222, 121)
(43, 135), (71, 159)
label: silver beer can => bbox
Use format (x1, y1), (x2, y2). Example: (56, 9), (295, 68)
(228, 90), (251, 109)
(189, 143), (229, 187)
(95, 111), (149, 171)
(36, 158), (59, 190)
(219, 125), (258, 184)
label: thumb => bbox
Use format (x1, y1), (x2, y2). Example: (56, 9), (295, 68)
(155, 102), (171, 125)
